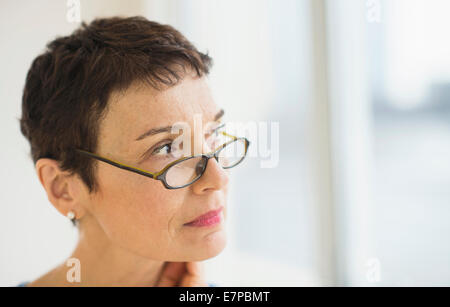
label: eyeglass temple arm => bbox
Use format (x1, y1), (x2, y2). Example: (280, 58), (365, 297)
(75, 149), (157, 179)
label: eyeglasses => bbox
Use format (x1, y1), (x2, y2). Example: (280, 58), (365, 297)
(75, 131), (250, 189)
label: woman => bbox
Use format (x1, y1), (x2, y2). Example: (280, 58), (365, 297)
(19, 16), (249, 286)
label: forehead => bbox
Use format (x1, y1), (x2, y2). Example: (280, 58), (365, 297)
(98, 76), (219, 154)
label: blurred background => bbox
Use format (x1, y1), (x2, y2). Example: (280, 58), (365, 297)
(1, 0), (449, 286)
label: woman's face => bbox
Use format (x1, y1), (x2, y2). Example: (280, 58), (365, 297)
(81, 75), (229, 261)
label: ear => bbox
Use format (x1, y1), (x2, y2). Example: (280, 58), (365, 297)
(35, 158), (87, 221)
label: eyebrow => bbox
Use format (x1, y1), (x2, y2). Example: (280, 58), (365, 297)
(135, 108), (225, 141)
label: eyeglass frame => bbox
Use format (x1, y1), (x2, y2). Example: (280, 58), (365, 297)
(74, 131), (250, 189)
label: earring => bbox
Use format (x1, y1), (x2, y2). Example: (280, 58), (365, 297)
(67, 211), (75, 220)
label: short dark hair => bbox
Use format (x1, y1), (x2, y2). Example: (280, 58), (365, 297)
(20, 16), (213, 194)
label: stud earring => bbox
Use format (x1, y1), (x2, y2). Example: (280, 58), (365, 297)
(67, 211), (75, 220)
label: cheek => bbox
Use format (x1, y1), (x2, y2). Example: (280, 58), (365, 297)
(91, 168), (185, 259)
(89, 165), (230, 261)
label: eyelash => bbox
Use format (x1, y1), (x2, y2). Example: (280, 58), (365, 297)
(151, 140), (173, 157)
(145, 123), (225, 160)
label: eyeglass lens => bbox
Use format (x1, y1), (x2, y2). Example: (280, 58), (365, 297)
(164, 138), (247, 188)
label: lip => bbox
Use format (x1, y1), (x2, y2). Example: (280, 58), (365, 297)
(184, 207), (223, 227)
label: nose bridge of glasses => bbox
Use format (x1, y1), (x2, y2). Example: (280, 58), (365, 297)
(194, 139), (222, 172)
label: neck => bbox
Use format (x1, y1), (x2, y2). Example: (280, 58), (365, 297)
(33, 215), (165, 287)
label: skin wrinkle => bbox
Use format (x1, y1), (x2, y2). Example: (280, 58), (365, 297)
(167, 213), (177, 254)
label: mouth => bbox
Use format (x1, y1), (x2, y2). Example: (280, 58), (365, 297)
(184, 206), (224, 227)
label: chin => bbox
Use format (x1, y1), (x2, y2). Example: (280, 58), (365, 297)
(190, 229), (227, 261)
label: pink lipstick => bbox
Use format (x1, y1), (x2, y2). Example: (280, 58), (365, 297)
(184, 207), (223, 227)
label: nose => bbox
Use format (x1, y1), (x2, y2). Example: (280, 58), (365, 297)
(191, 141), (229, 194)
(191, 157), (229, 194)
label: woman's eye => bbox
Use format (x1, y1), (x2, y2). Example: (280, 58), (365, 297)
(208, 125), (223, 139)
(207, 131), (224, 150)
(152, 143), (172, 156)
